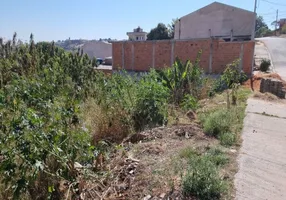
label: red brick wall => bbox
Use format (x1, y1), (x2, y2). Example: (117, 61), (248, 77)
(242, 41), (255, 74)
(175, 40), (211, 72)
(212, 41), (242, 73)
(134, 42), (153, 71)
(124, 43), (133, 70)
(112, 42), (122, 70)
(154, 41), (172, 69)
(112, 39), (254, 75)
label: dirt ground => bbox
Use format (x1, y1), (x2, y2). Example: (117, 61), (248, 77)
(243, 72), (286, 91)
(80, 117), (239, 200)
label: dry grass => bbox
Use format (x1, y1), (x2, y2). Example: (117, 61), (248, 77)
(78, 88), (251, 199)
(82, 99), (132, 144)
(252, 91), (280, 101)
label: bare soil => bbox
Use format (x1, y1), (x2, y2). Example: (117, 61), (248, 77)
(80, 121), (239, 200)
(243, 72), (286, 91)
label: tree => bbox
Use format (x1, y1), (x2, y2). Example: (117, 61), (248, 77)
(255, 16), (271, 38)
(147, 23), (171, 40)
(271, 20), (279, 30)
(168, 18), (179, 39)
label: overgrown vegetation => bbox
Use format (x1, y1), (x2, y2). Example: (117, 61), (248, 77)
(199, 61), (251, 147)
(0, 33), (251, 199)
(209, 60), (247, 97)
(157, 52), (203, 105)
(0, 33), (205, 199)
(260, 58), (271, 72)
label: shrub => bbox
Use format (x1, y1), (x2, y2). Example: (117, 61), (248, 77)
(132, 70), (170, 131)
(260, 59), (271, 72)
(209, 60), (248, 97)
(202, 109), (232, 137)
(205, 147), (229, 166)
(180, 94), (198, 111)
(219, 132), (237, 147)
(183, 156), (227, 200)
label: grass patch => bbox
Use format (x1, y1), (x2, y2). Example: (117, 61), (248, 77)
(205, 147), (229, 167)
(201, 109), (232, 137)
(219, 132), (237, 147)
(179, 147), (200, 159)
(179, 147), (229, 199)
(198, 88), (251, 147)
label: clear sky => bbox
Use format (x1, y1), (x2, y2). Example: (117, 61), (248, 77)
(1, 0), (286, 42)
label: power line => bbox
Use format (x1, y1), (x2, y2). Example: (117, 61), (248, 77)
(261, 0), (286, 6)
(260, 11), (286, 16)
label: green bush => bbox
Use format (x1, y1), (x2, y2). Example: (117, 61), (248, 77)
(205, 147), (229, 166)
(219, 132), (237, 147)
(209, 65), (247, 97)
(132, 70), (170, 131)
(260, 59), (271, 72)
(202, 109), (232, 137)
(183, 156), (227, 200)
(156, 52), (203, 105)
(180, 94), (198, 111)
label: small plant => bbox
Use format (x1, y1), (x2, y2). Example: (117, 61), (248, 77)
(209, 61), (247, 97)
(183, 156), (227, 200)
(202, 109), (232, 137)
(221, 59), (246, 108)
(219, 132), (237, 147)
(179, 147), (200, 159)
(205, 147), (229, 166)
(180, 94), (198, 111)
(260, 58), (271, 72)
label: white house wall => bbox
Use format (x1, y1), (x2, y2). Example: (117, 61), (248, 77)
(175, 2), (255, 39)
(82, 41), (112, 59)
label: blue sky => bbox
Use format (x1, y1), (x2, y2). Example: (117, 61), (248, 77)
(1, 0), (286, 42)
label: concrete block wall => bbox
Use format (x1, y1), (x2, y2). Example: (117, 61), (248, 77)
(260, 78), (286, 98)
(112, 39), (254, 75)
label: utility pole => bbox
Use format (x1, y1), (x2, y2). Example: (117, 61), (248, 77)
(276, 9), (279, 36)
(251, 0), (258, 76)
(252, 0), (258, 40)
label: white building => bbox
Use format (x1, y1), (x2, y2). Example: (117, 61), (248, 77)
(127, 27), (147, 41)
(82, 41), (112, 59)
(174, 2), (255, 41)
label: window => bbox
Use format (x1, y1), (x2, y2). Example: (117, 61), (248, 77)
(136, 36), (138, 40)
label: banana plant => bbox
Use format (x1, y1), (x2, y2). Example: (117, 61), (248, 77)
(156, 51), (203, 104)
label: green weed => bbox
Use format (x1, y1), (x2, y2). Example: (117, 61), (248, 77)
(202, 109), (232, 137)
(219, 132), (237, 147)
(183, 155), (227, 200)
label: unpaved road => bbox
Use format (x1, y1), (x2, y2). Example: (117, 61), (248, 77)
(235, 98), (286, 200)
(258, 37), (286, 81)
